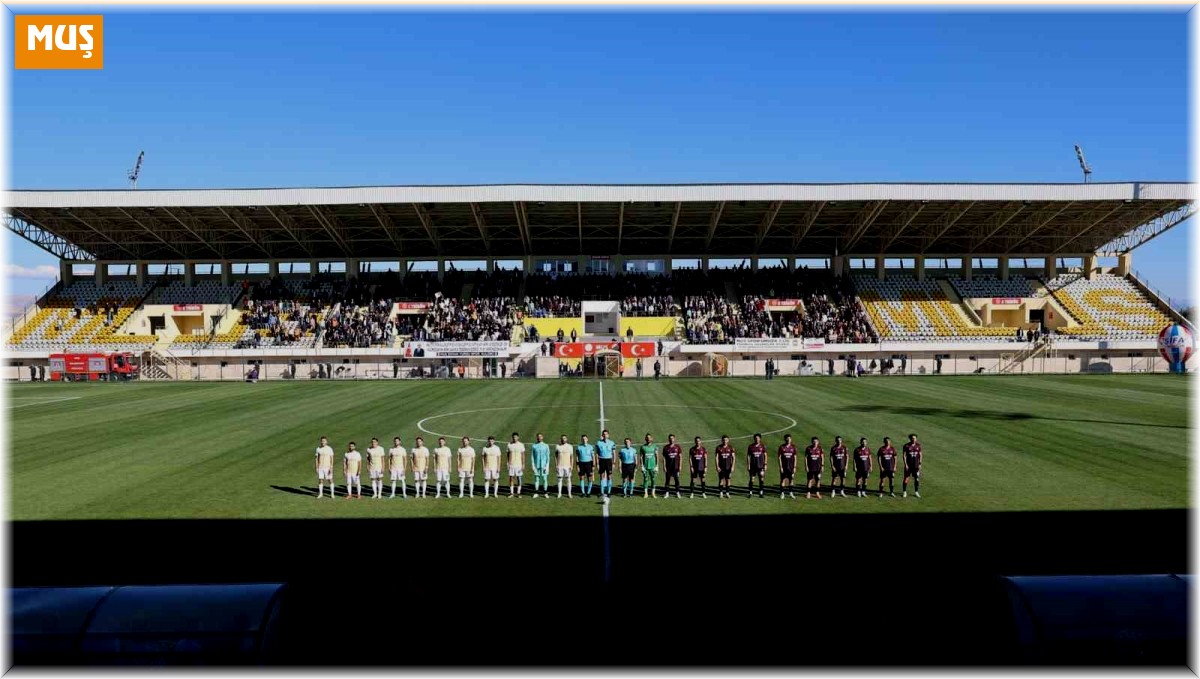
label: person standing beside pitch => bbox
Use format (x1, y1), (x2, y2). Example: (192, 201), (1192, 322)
(639, 434), (658, 498)
(507, 432), (526, 498)
(481, 436), (503, 498)
(411, 436), (430, 498)
(388, 436), (407, 499)
(530, 433), (551, 498)
(342, 442), (363, 500)
(555, 434), (575, 498)
(457, 436), (477, 499)
(314, 436), (335, 499)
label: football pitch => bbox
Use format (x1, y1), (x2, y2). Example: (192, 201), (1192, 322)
(9, 374), (1189, 521)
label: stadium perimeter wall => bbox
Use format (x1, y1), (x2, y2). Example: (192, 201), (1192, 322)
(3, 340), (1168, 380)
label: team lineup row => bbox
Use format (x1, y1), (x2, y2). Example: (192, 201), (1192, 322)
(313, 431), (925, 500)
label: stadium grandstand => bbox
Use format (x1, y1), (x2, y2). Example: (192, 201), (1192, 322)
(3, 181), (1193, 380)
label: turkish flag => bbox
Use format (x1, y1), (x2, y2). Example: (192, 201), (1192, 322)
(620, 342), (655, 358)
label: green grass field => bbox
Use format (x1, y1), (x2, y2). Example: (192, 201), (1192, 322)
(9, 374), (1190, 520)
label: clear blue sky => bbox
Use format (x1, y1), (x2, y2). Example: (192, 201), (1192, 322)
(6, 9), (1192, 301)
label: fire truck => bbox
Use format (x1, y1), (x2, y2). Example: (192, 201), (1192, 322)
(48, 352), (140, 382)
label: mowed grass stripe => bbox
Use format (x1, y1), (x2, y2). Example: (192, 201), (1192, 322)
(8, 375), (1188, 520)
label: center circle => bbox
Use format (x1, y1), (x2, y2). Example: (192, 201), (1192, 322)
(416, 404), (797, 444)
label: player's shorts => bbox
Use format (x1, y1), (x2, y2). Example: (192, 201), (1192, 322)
(854, 469), (869, 480)
(412, 470), (427, 480)
(598, 458), (613, 475)
(717, 468), (732, 481)
(436, 470), (450, 482)
(458, 470), (473, 479)
(508, 465), (524, 477)
(904, 467), (921, 479)
(390, 468), (405, 481)
(345, 473), (360, 484)
(690, 463), (706, 476)
(831, 466), (846, 479)
(369, 469), (383, 480)
(578, 461), (594, 475)
(621, 463), (636, 479)
(484, 468), (499, 481)
(749, 465), (766, 476)
(534, 466), (550, 476)
(664, 469), (681, 481)
(880, 466), (895, 478)
(317, 467), (333, 480)
(557, 465), (572, 478)
(806, 470), (821, 481)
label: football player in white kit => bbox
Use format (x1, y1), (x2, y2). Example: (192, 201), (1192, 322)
(555, 434), (574, 498)
(365, 437), (386, 499)
(507, 432), (526, 497)
(343, 442), (363, 500)
(481, 436), (503, 498)
(314, 436), (335, 498)
(456, 436), (476, 498)
(388, 436), (407, 498)
(410, 436), (430, 498)
(433, 437), (453, 498)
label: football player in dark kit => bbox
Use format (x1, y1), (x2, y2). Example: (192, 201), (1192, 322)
(877, 436), (898, 498)
(662, 434), (684, 499)
(902, 433), (923, 498)
(688, 436), (708, 498)
(852, 437), (873, 497)
(715, 435), (736, 498)
(747, 433), (768, 498)
(829, 436), (849, 498)
(777, 434), (799, 499)
(804, 436), (824, 499)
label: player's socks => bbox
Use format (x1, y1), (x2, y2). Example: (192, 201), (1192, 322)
(580, 479), (587, 496)
(914, 479), (920, 493)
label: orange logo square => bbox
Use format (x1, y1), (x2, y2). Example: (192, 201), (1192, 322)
(14, 15), (103, 69)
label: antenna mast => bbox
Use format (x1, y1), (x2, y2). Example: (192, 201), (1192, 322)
(128, 151), (144, 189)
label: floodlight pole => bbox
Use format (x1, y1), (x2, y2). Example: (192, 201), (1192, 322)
(1074, 145), (1092, 184)
(128, 150), (144, 190)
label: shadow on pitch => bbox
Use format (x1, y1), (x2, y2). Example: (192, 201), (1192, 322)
(838, 404), (1187, 429)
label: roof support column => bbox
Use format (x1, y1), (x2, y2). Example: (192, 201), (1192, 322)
(95, 261), (107, 287)
(701, 257), (709, 272)
(60, 260), (74, 287)
(876, 257), (885, 281)
(751, 257), (759, 273)
(269, 261), (279, 278)
(1044, 257), (1057, 280)
(437, 258), (445, 283)
(136, 262), (146, 286)
(398, 258), (407, 279)
(832, 256), (845, 278)
(184, 261), (194, 287)
(998, 257), (1009, 281)
(962, 257), (973, 282)
(1116, 252), (1132, 277)
(221, 260), (231, 286)
(915, 256), (925, 282)
(347, 258), (359, 281)
(612, 254), (624, 275)
(524, 256), (532, 277)
(1083, 254), (1097, 280)
(577, 254), (587, 274)
(787, 257), (795, 273)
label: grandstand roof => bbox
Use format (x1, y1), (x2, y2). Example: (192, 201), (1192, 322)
(4, 182), (1193, 262)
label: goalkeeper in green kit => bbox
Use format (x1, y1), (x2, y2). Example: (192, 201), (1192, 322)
(639, 433), (659, 498)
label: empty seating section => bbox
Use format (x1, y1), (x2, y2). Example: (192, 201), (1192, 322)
(1043, 273), (1169, 339)
(148, 281), (240, 305)
(8, 281), (155, 351)
(855, 276), (1012, 341)
(949, 275), (1034, 300)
